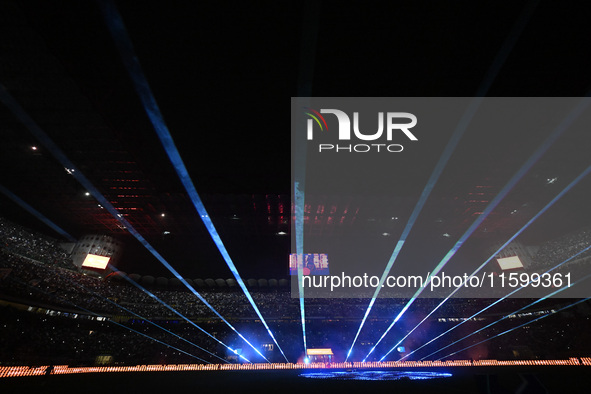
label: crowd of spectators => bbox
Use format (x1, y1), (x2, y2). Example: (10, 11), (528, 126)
(3, 216), (589, 321)
(2, 216), (591, 366)
(2, 295), (590, 367)
(1, 249), (528, 322)
(0, 217), (75, 270)
(533, 227), (591, 268)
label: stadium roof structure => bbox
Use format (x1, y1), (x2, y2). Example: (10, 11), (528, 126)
(0, 0), (590, 281)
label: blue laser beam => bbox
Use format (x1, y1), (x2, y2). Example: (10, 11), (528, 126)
(0, 183), (76, 242)
(347, 1), (540, 362)
(0, 84), (262, 363)
(293, 3), (319, 356)
(380, 164), (591, 361)
(33, 262), (229, 363)
(294, 181), (307, 354)
(113, 269), (252, 362)
(349, 95), (479, 363)
(364, 97), (591, 362)
(9, 276), (210, 363)
(420, 268), (591, 361)
(292, 5), (320, 357)
(409, 244), (591, 361)
(292, 98), (318, 355)
(111, 267), (252, 363)
(98, 0), (287, 362)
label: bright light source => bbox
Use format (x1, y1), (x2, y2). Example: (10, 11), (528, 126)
(497, 255), (524, 270)
(84, 192), (90, 196)
(161, 213), (165, 217)
(82, 254), (110, 270)
(382, 232), (390, 236)
(31, 146), (37, 150)
(277, 231), (287, 235)
(442, 233), (451, 238)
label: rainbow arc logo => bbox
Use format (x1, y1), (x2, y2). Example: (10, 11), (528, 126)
(303, 107), (329, 132)
(301, 105), (417, 153)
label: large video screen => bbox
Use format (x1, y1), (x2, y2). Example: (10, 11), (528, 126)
(81, 254), (110, 270)
(497, 255), (524, 271)
(289, 253), (329, 275)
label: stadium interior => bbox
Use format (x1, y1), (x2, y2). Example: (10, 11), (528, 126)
(1, 1), (591, 392)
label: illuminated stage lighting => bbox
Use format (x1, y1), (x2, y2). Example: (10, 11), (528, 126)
(292, 100), (313, 355)
(0, 82), (266, 363)
(348, 2), (560, 362)
(380, 164), (591, 362)
(98, 0), (287, 362)
(366, 99), (591, 362)
(294, 181), (308, 355)
(347, 2), (540, 362)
